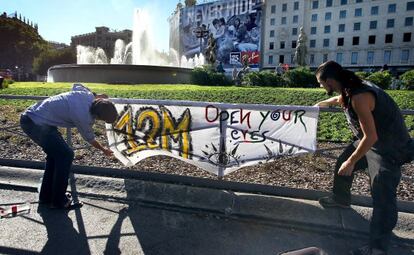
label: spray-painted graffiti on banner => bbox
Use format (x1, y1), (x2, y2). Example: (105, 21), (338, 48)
(106, 100), (319, 176)
(179, 0), (262, 68)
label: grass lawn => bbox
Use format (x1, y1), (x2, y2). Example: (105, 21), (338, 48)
(1, 82), (413, 142)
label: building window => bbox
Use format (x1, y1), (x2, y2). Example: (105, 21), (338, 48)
(355, 8), (362, 17)
(367, 51), (374, 65)
(323, 54), (328, 62)
(294, 1), (299, 10)
(326, 0), (333, 7)
(292, 41), (297, 48)
(356, 0), (363, 3)
(311, 27), (317, 34)
(271, 5), (276, 14)
(370, 21), (377, 29)
(341, 0), (347, 5)
(369, 35), (376, 44)
(336, 53), (343, 64)
(385, 34), (393, 43)
(293, 15), (298, 23)
(405, 17), (413, 26)
(408, 2), (414, 11)
(282, 3), (287, 12)
(351, 52), (358, 64)
(324, 25), (331, 33)
(340, 10), (347, 19)
(281, 17), (287, 24)
(311, 14), (318, 22)
(312, 1), (319, 9)
(354, 22), (361, 31)
(310, 40), (316, 48)
(310, 54), (315, 64)
(403, 32), (412, 42)
(292, 28), (298, 35)
(268, 55), (274, 65)
(280, 41), (285, 49)
(325, 12), (332, 20)
(309, 54), (315, 65)
(270, 30), (275, 37)
(323, 39), (330, 47)
(291, 54), (295, 64)
(269, 42), (274, 50)
(384, 50), (391, 64)
(353, 36), (360, 45)
(401, 49), (410, 63)
(337, 38), (344, 46)
(388, 4), (396, 13)
(387, 19), (395, 28)
(371, 6), (379, 15)
(339, 24), (345, 32)
(279, 55), (285, 64)
(270, 18), (275, 26)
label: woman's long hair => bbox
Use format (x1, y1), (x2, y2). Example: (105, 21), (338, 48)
(316, 61), (364, 108)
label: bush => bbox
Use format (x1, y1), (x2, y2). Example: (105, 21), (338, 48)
(241, 71), (286, 87)
(0, 79), (13, 89)
(283, 67), (318, 88)
(366, 71), (392, 89)
(190, 65), (233, 86)
(400, 69), (414, 90)
(355, 71), (370, 80)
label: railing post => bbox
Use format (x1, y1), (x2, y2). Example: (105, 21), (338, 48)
(218, 107), (227, 179)
(66, 128), (72, 148)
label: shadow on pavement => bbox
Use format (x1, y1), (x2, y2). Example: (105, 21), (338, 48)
(98, 179), (372, 255)
(37, 205), (90, 255)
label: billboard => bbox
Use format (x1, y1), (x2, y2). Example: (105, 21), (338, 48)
(180, 0), (262, 68)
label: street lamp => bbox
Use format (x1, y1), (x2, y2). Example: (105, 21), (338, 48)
(15, 66), (20, 81)
(193, 25), (209, 53)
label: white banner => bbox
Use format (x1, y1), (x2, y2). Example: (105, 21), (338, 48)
(106, 99), (319, 176)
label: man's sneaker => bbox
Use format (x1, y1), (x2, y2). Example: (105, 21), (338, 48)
(319, 196), (350, 209)
(349, 245), (387, 255)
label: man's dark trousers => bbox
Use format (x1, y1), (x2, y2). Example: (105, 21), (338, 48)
(332, 143), (401, 252)
(20, 114), (74, 207)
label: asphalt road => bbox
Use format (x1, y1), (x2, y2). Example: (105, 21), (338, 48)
(1, 187), (414, 255)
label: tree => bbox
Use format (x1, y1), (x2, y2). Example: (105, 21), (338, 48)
(33, 48), (76, 75)
(185, 0), (197, 7)
(0, 16), (47, 73)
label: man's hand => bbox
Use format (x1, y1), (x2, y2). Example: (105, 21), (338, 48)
(90, 140), (114, 157)
(338, 159), (355, 176)
(102, 148), (113, 157)
(313, 95), (341, 107)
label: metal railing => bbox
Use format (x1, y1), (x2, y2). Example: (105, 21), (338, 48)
(0, 94), (413, 182)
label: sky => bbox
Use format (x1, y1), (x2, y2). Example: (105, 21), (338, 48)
(1, 0), (179, 52)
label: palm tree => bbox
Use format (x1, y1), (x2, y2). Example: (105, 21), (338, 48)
(185, 0), (197, 7)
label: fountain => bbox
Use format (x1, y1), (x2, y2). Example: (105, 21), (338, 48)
(48, 9), (205, 84)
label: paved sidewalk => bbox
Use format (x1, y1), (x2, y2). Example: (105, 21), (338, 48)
(0, 166), (413, 255)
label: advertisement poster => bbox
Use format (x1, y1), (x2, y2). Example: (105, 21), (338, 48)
(180, 0), (262, 68)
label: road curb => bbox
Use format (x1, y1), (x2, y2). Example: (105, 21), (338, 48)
(1, 158), (414, 213)
(0, 165), (413, 245)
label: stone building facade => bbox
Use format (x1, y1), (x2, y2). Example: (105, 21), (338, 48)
(262, 0), (414, 71)
(71, 26), (132, 58)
